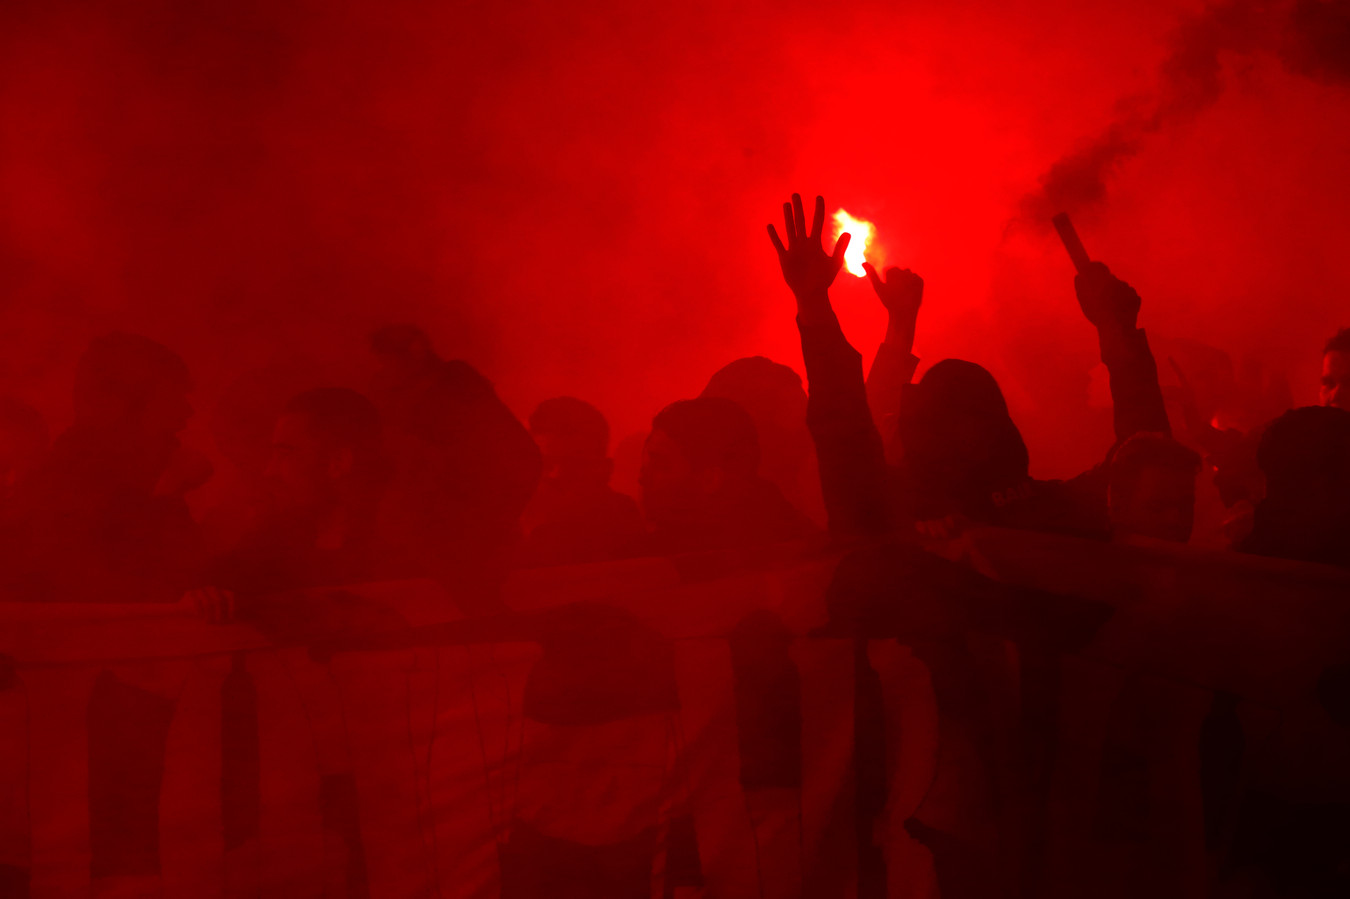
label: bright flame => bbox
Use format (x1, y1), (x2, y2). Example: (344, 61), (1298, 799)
(831, 209), (873, 277)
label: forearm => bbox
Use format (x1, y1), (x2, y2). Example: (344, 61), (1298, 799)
(1098, 324), (1170, 442)
(797, 293), (892, 537)
(865, 303), (920, 428)
(867, 341), (920, 434)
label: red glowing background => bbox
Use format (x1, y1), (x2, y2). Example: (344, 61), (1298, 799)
(2, 0), (1348, 482)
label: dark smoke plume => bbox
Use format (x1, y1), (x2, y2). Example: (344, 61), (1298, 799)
(1023, 0), (1349, 221)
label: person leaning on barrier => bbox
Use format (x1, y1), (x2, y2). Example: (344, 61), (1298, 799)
(3, 333), (208, 603)
(189, 387), (397, 622)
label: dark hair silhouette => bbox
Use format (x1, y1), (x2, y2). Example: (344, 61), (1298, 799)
(702, 356), (805, 411)
(530, 397), (610, 458)
(284, 387), (390, 490)
(370, 323), (435, 361)
(74, 333), (191, 427)
(897, 359), (1030, 512)
(1243, 405), (1350, 566)
(651, 397), (760, 478)
(1325, 327), (1350, 356)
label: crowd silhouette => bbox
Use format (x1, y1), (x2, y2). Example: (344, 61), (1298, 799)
(0, 192), (1341, 613)
(0, 192), (1347, 897)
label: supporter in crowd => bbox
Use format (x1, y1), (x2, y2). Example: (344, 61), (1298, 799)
(191, 387), (397, 620)
(769, 192), (1172, 541)
(701, 356), (826, 525)
(369, 323), (541, 613)
(3, 333), (207, 603)
(200, 362), (328, 556)
(520, 396), (644, 567)
(638, 396), (815, 555)
(1239, 405), (1350, 568)
(0, 211), (1339, 591)
(1174, 327), (1343, 549)
(1320, 327), (1350, 411)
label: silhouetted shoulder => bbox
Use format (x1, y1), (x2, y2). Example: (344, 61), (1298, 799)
(434, 359), (496, 396)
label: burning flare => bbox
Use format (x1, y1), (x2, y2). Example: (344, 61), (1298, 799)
(831, 209), (873, 277)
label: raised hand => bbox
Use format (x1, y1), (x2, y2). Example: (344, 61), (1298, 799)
(767, 193), (851, 307)
(187, 586), (237, 624)
(864, 263), (923, 351)
(1074, 261), (1141, 333)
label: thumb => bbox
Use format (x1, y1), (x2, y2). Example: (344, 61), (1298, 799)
(831, 232), (852, 270)
(863, 262), (884, 294)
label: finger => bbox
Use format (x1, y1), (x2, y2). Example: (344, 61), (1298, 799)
(863, 262), (884, 293)
(225, 592), (236, 623)
(782, 203), (794, 243)
(831, 232), (852, 271)
(791, 193), (806, 241)
(810, 195), (825, 242)
(767, 224), (786, 257)
(1086, 260), (1112, 282)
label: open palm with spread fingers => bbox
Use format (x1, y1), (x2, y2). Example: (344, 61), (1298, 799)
(767, 193), (851, 303)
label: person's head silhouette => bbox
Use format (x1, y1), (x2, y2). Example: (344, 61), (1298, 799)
(897, 359), (1029, 516)
(264, 387), (389, 529)
(640, 396), (760, 533)
(1245, 405), (1350, 566)
(74, 333), (193, 448)
(530, 397), (614, 491)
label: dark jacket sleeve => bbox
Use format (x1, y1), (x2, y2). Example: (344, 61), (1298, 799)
(798, 311), (892, 538)
(866, 342), (920, 452)
(1049, 326), (1171, 539)
(1100, 326), (1171, 444)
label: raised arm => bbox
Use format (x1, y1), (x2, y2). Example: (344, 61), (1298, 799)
(1073, 262), (1171, 444)
(768, 194), (890, 537)
(862, 263), (923, 446)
